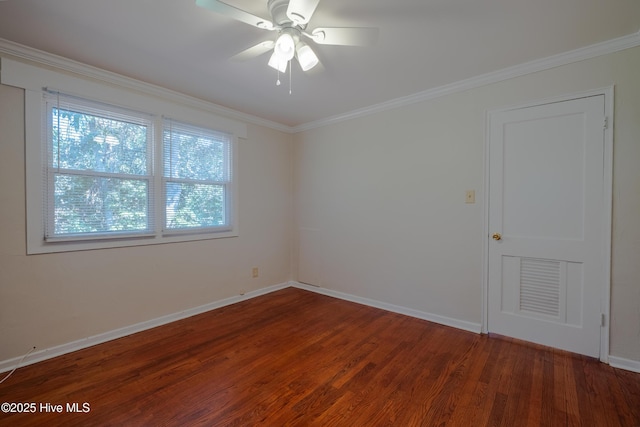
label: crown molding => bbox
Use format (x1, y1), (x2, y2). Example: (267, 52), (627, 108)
(0, 38), (293, 134)
(2, 30), (639, 135)
(292, 30), (640, 133)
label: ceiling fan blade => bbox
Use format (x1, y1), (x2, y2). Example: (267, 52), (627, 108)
(310, 27), (379, 46)
(286, 0), (321, 25)
(231, 41), (275, 61)
(196, 0), (274, 30)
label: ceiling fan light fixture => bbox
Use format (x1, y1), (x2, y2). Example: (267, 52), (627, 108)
(195, 0), (380, 87)
(268, 51), (289, 73)
(274, 32), (295, 61)
(296, 41), (319, 71)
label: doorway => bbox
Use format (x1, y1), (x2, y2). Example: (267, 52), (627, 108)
(485, 90), (612, 360)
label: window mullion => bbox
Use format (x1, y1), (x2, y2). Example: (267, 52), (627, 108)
(53, 169), (149, 181)
(154, 116), (164, 237)
(163, 176), (227, 186)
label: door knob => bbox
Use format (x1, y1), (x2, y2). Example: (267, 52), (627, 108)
(492, 233), (502, 241)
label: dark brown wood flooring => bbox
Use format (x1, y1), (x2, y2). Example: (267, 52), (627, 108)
(1, 287), (639, 426)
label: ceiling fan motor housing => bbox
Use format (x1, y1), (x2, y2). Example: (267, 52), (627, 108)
(268, 0), (294, 27)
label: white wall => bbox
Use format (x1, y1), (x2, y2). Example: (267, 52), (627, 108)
(0, 82), (293, 362)
(1, 44), (638, 368)
(293, 46), (640, 362)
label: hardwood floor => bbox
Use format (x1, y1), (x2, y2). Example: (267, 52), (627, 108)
(1, 287), (639, 426)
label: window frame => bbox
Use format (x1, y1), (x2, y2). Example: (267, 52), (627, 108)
(43, 93), (157, 242)
(161, 118), (234, 236)
(2, 57), (245, 254)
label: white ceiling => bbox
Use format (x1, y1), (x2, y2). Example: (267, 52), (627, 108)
(0, 0), (638, 128)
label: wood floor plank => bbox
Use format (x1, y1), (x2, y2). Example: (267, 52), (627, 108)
(525, 348), (544, 427)
(1, 287), (639, 426)
(469, 336), (510, 427)
(552, 349), (571, 425)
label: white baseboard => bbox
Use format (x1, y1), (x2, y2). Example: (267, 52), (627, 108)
(7, 281), (634, 375)
(0, 282), (290, 374)
(291, 281), (482, 334)
(292, 282), (640, 371)
(609, 355), (640, 373)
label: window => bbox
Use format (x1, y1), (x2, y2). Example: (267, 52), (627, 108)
(46, 95), (154, 240)
(163, 120), (232, 233)
(34, 92), (237, 252)
(1, 57), (245, 254)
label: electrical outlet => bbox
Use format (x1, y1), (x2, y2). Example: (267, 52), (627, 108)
(252, 267), (259, 278)
(465, 190), (475, 204)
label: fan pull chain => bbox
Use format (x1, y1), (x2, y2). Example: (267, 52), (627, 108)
(289, 61), (292, 95)
(274, 61), (293, 94)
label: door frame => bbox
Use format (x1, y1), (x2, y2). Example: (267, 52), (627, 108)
(481, 87), (614, 362)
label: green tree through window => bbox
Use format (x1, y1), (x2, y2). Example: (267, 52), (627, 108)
(163, 120), (231, 231)
(48, 103), (151, 238)
(44, 96), (234, 243)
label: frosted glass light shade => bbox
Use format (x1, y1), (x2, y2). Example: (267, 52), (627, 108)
(296, 42), (319, 71)
(274, 33), (295, 61)
(268, 51), (288, 72)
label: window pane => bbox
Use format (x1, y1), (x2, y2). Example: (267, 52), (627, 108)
(52, 108), (148, 175)
(53, 174), (149, 235)
(163, 127), (228, 181)
(165, 182), (225, 229)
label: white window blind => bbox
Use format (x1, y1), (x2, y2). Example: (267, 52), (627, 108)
(162, 119), (232, 233)
(44, 93), (154, 240)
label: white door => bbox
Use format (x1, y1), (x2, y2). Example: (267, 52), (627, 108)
(487, 95), (608, 358)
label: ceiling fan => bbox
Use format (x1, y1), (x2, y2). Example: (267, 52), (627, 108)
(195, 0), (379, 74)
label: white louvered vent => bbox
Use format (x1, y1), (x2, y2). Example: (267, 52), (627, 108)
(519, 258), (561, 316)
